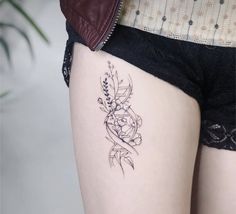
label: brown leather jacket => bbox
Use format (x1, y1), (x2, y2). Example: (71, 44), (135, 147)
(60, 0), (123, 51)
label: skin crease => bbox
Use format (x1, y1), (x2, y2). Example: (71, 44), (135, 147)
(69, 42), (201, 214)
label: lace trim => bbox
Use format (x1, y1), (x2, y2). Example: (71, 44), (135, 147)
(61, 42), (236, 151)
(200, 119), (236, 151)
(62, 40), (73, 87)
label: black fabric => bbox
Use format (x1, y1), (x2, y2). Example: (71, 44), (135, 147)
(62, 22), (236, 151)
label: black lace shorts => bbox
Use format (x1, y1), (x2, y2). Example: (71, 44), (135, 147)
(62, 22), (236, 151)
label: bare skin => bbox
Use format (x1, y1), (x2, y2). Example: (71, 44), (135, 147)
(191, 144), (236, 214)
(69, 42), (201, 214)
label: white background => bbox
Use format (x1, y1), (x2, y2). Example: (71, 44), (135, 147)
(0, 1), (85, 213)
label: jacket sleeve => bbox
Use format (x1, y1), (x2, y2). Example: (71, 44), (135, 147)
(59, 0), (118, 51)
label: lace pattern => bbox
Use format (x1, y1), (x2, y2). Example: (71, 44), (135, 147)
(61, 41), (236, 152)
(62, 40), (73, 88)
(200, 119), (236, 151)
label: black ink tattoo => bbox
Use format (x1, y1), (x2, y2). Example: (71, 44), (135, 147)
(97, 60), (143, 175)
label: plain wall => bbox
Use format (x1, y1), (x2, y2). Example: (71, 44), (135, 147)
(0, 1), (85, 213)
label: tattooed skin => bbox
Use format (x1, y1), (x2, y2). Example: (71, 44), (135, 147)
(97, 60), (143, 175)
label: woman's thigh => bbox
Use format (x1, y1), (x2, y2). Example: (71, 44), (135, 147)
(69, 42), (201, 214)
(191, 144), (236, 214)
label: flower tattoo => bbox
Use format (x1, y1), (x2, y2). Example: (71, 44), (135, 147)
(97, 60), (143, 175)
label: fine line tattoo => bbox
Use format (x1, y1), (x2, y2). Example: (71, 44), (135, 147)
(97, 60), (143, 175)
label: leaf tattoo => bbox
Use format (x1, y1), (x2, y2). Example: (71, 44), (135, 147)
(97, 60), (143, 175)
